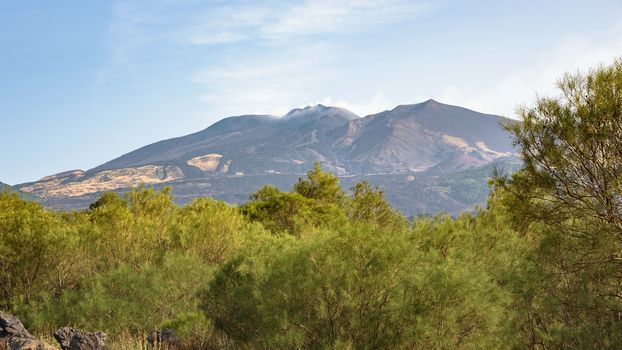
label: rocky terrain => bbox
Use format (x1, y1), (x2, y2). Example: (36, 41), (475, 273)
(0, 311), (108, 350)
(15, 100), (518, 214)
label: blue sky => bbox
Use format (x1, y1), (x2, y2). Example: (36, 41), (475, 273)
(2, 0), (622, 184)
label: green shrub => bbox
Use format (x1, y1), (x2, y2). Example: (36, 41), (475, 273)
(38, 253), (213, 334)
(201, 223), (516, 348)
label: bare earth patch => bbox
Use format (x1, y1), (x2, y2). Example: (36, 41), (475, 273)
(20, 165), (184, 199)
(187, 154), (223, 172)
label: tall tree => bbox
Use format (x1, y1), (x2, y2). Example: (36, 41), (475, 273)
(500, 59), (622, 348)
(506, 59), (622, 235)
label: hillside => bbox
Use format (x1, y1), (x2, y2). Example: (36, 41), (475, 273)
(0, 181), (38, 201)
(15, 100), (517, 214)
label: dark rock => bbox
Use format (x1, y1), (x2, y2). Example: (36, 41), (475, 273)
(0, 311), (56, 350)
(53, 328), (106, 350)
(4, 337), (56, 350)
(146, 329), (176, 347)
(0, 311), (33, 339)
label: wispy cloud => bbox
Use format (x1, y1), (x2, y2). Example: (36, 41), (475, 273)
(185, 0), (431, 45)
(97, 0), (432, 118)
(96, 1), (169, 84)
(267, 0), (427, 37)
(95, 0), (622, 123)
(193, 42), (340, 116)
(438, 23), (622, 118)
(185, 0), (432, 117)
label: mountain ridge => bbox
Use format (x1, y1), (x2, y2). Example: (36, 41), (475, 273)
(16, 99), (518, 214)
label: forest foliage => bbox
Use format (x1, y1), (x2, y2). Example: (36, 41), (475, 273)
(3, 60), (622, 349)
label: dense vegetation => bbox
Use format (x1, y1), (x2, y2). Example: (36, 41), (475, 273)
(3, 60), (622, 349)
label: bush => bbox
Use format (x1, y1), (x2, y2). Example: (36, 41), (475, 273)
(39, 253), (213, 334)
(201, 222), (515, 348)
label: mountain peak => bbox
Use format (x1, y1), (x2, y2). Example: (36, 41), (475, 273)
(394, 98), (442, 111)
(283, 104), (330, 118)
(276, 104), (359, 131)
(282, 104), (358, 121)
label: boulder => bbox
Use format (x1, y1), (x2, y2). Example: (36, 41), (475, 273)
(0, 312), (33, 340)
(3, 337), (56, 350)
(53, 328), (106, 350)
(0, 311), (56, 350)
(146, 329), (176, 348)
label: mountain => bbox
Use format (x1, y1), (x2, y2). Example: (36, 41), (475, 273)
(328, 99), (514, 174)
(91, 104), (360, 175)
(15, 100), (518, 214)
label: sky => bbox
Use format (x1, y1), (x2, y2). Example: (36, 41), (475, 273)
(2, 0), (622, 185)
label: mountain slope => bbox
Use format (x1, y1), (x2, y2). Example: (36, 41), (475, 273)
(15, 100), (518, 214)
(1, 181), (39, 201)
(0, 181), (10, 191)
(91, 114), (279, 172)
(92, 105), (359, 174)
(330, 99), (514, 173)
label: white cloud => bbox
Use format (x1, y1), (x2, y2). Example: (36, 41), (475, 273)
(438, 25), (622, 118)
(98, 0), (622, 126)
(309, 93), (395, 116)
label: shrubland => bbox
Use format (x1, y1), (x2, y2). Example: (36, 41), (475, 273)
(3, 60), (622, 349)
